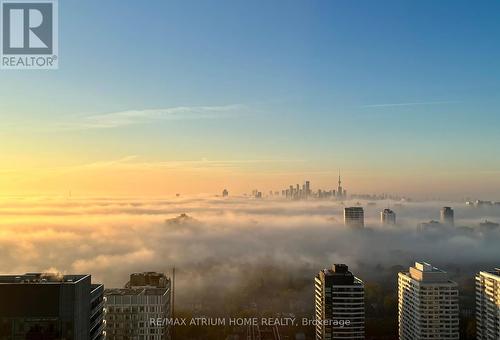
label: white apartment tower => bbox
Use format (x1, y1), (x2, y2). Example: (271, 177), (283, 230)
(314, 264), (364, 340)
(398, 262), (459, 340)
(105, 272), (171, 340)
(476, 268), (500, 340)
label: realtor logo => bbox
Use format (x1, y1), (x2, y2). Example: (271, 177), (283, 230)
(1, 0), (58, 69)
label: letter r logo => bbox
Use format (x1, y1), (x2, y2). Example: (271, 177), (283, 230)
(2, 1), (54, 54)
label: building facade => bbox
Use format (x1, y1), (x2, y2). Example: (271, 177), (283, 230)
(105, 272), (171, 340)
(476, 268), (500, 340)
(440, 207), (455, 226)
(0, 273), (105, 340)
(380, 208), (396, 225)
(314, 264), (364, 340)
(344, 207), (364, 228)
(398, 262), (459, 340)
(417, 220), (442, 232)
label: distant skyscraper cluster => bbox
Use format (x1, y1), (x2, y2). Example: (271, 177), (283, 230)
(283, 182), (311, 200)
(238, 172), (415, 202)
(466, 200), (500, 208)
(280, 181), (314, 200)
(234, 171), (414, 201)
(279, 174), (348, 200)
(251, 189), (263, 199)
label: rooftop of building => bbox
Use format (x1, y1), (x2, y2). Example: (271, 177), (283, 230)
(126, 271), (170, 289)
(421, 220), (440, 225)
(415, 262), (442, 272)
(104, 287), (169, 296)
(401, 262), (456, 284)
(0, 273), (90, 285)
(479, 220), (499, 226)
(318, 264), (363, 285)
(344, 206), (363, 211)
(480, 268), (500, 278)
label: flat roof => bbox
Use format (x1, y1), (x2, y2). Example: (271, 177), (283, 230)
(479, 269), (500, 278)
(0, 273), (89, 284)
(105, 287), (169, 296)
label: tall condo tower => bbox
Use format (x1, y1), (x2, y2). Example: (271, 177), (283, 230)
(440, 206), (455, 226)
(398, 262), (459, 340)
(476, 268), (500, 340)
(344, 207), (364, 228)
(0, 273), (105, 340)
(381, 208), (396, 225)
(314, 264), (365, 340)
(105, 272), (172, 340)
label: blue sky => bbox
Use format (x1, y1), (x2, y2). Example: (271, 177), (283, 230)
(1, 0), (500, 197)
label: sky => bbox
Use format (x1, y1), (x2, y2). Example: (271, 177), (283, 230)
(1, 0), (500, 198)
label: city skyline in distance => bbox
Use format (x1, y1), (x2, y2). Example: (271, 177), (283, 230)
(0, 166), (499, 201)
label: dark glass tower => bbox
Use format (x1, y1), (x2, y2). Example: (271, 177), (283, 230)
(0, 273), (105, 340)
(314, 264), (365, 340)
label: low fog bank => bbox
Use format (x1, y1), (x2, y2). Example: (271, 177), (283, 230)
(0, 196), (498, 313)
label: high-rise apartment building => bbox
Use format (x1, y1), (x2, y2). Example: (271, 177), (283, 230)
(380, 208), (396, 225)
(314, 264), (364, 340)
(440, 207), (454, 226)
(0, 273), (105, 340)
(475, 268), (500, 340)
(344, 207), (364, 228)
(398, 262), (459, 340)
(105, 272), (171, 340)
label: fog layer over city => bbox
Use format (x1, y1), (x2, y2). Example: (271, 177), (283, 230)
(0, 196), (498, 313)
